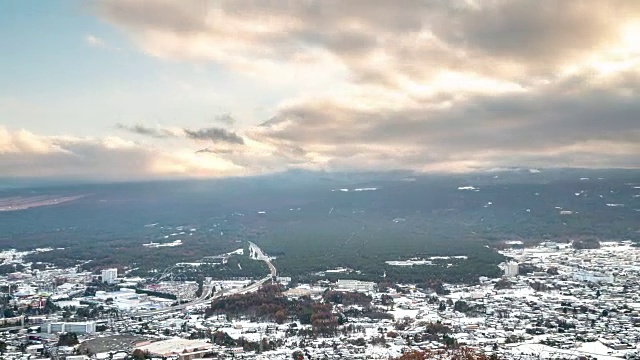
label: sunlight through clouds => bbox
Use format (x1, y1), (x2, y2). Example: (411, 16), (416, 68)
(1, 1), (639, 179)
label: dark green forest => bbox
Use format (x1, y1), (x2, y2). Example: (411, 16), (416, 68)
(1, 169), (637, 284)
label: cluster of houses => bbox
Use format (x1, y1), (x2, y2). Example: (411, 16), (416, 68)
(2, 241), (640, 359)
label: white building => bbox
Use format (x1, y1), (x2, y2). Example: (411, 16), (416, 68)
(45, 321), (96, 334)
(573, 270), (614, 283)
(335, 279), (375, 292)
(101, 268), (118, 284)
(505, 261), (519, 277)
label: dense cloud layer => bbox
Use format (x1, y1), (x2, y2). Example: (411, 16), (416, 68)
(2, 1), (638, 180)
(92, 0), (640, 174)
(0, 126), (244, 180)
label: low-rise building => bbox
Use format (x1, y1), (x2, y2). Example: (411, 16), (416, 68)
(335, 279), (375, 292)
(45, 321), (96, 334)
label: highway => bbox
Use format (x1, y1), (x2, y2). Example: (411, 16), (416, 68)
(249, 241), (277, 277)
(132, 242), (275, 317)
(132, 283), (215, 317)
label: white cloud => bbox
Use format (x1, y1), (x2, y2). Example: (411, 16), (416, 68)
(9, 0), (638, 178)
(84, 33), (121, 51)
(85, 34), (105, 47)
(0, 126), (249, 180)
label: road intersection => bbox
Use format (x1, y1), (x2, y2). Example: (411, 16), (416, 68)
(133, 242), (275, 317)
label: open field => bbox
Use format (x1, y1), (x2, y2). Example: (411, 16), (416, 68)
(0, 194), (87, 211)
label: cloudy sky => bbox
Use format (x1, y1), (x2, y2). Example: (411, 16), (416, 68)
(1, 0), (639, 180)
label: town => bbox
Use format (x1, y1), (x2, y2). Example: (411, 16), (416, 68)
(3, 0), (640, 358)
(2, 239), (640, 360)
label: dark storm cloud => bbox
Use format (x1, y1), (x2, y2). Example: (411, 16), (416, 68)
(213, 113), (235, 125)
(115, 123), (175, 138)
(258, 68), (640, 169)
(183, 127), (244, 144)
(116, 122), (245, 145)
(270, 88), (638, 151)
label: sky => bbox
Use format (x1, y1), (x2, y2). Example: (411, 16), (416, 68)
(1, 0), (639, 181)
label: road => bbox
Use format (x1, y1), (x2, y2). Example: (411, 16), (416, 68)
(249, 241), (277, 277)
(132, 242), (275, 317)
(0, 243), (277, 329)
(133, 283), (216, 317)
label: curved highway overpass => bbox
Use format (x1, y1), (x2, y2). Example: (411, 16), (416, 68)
(133, 242), (275, 317)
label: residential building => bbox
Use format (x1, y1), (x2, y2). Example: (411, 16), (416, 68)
(101, 268), (118, 284)
(505, 261), (519, 277)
